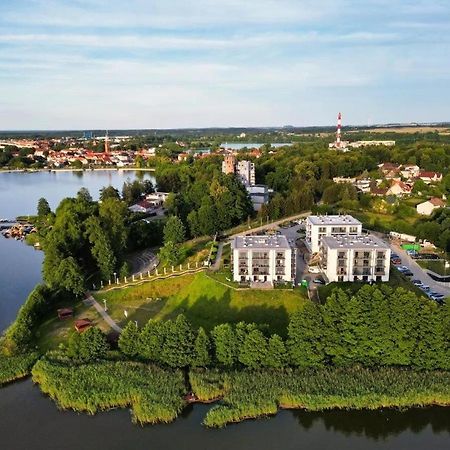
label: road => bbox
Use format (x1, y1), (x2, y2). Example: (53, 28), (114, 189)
(231, 211), (310, 237)
(390, 243), (450, 297)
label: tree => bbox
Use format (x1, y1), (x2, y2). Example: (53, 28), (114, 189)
(238, 329), (267, 368)
(288, 302), (326, 367)
(68, 328), (109, 361)
(187, 210), (202, 237)
(192, 327), (211, 367)
(212, 323), (237, 367)
(139, 319), (166, 362)
(77, 187), (93, 203)
(37, 197), (51, 217)
(163, 216), (186, 245)
(264, 334), (288, 368)
(85, 216), (116, 280)
(196, 196), (218, 236)
(118, 321), (140, 357)
(159, 241), (182, 266)
(99, 186), (121, 202)
(99, 198), (128, 259)
(53, 257), (85, 296)
(161, 315), (194, 368)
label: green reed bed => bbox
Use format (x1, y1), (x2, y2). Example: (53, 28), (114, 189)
(189, 368), (227, 402)
(32, 356), (187, 424)
(194, 367), (450, 428)
(0, 352), (39, 385)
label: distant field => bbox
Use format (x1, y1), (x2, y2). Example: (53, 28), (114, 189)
(96, 272), (307, 336)
(358, 127), (450, 134)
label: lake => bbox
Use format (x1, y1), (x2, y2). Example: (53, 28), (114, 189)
(0, 170), (449, 450)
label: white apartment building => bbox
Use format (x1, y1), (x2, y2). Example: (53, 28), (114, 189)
(237, 160), (255, 186)
(305, 215), (362, 253)
(232, 235), (296, 284)
(320, 234), (391, 283)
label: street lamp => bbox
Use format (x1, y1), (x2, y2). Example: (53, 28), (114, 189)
(103, 299), (107, 312)
(113, 271), (117, 284)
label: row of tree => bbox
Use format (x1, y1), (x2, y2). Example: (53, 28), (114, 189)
(117, 285), (450, 370)
(118, 316), (288, 369)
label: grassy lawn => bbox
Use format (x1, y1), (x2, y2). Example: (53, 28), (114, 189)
(96, 272), (308, 336)
(352, 211), (417, 233)
(318, 267), (427, 303)
(181, 237), (211, 266)
(417, 259), (448, 276)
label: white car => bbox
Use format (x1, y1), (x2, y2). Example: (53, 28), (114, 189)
(308, 266), (321, 274)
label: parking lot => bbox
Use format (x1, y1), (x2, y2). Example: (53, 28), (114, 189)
(390, 243), (450, 302)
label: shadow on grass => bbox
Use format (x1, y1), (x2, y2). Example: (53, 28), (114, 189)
(129, 290), (292, 337)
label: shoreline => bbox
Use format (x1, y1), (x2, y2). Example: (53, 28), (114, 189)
(0, 167), (156, 174)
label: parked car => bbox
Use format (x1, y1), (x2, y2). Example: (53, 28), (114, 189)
(313, 278), (325, 285)
(403, 270), (413, 277)
(420, 285), (430, 292)
(397, 266), (409, 272)
(308, 266), (321, 274)
(412, 279), (423, 286)
(391, 258), (402, 265)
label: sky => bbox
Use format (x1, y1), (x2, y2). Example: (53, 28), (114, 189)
(0, 0), (449, 130)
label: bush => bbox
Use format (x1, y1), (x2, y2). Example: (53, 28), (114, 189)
(2, 284), (56, 355)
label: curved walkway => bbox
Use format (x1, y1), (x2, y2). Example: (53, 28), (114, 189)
(84, 293), (122, 333)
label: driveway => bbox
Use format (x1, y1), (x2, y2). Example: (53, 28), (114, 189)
(390, 242), (450, 297)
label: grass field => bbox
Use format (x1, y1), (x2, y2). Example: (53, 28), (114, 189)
(35, 299), (111, 352)
(96, 272), (307, 335)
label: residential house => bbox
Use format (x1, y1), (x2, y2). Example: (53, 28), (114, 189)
(386, 180), (412, 197)
(128, 200), (154, 214)
(416, 197), (446, 216)
(417, 171), (443, 184)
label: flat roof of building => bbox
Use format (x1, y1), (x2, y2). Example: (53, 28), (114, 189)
(307, 214), (362, 226)
(233, 235), (291, 250)
(321, 234), (389, 250)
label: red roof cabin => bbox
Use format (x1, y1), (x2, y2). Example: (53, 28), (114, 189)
(57, 308), (74, 320)
(74, 318), (92, 333)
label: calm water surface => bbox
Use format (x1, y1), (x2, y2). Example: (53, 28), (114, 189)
(0, 170), (449, 450)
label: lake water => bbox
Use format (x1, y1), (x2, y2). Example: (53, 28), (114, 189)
(0, 170), (449, 449)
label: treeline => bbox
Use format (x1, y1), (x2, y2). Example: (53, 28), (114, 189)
(157, 159), (253, 237)
(256, 140), (450, 220)
(290, 285), (450, 370)
(118, 285), (450, 371)
(37, 180), (163, 296)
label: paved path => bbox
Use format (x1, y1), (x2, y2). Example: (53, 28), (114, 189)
(211, 242), (224, 271)
(84, 293), (122, 333)
(390, 243), (450, 296)
(231, 212), (310, 237)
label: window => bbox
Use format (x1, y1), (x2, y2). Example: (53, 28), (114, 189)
(319, 227), (326, 233)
